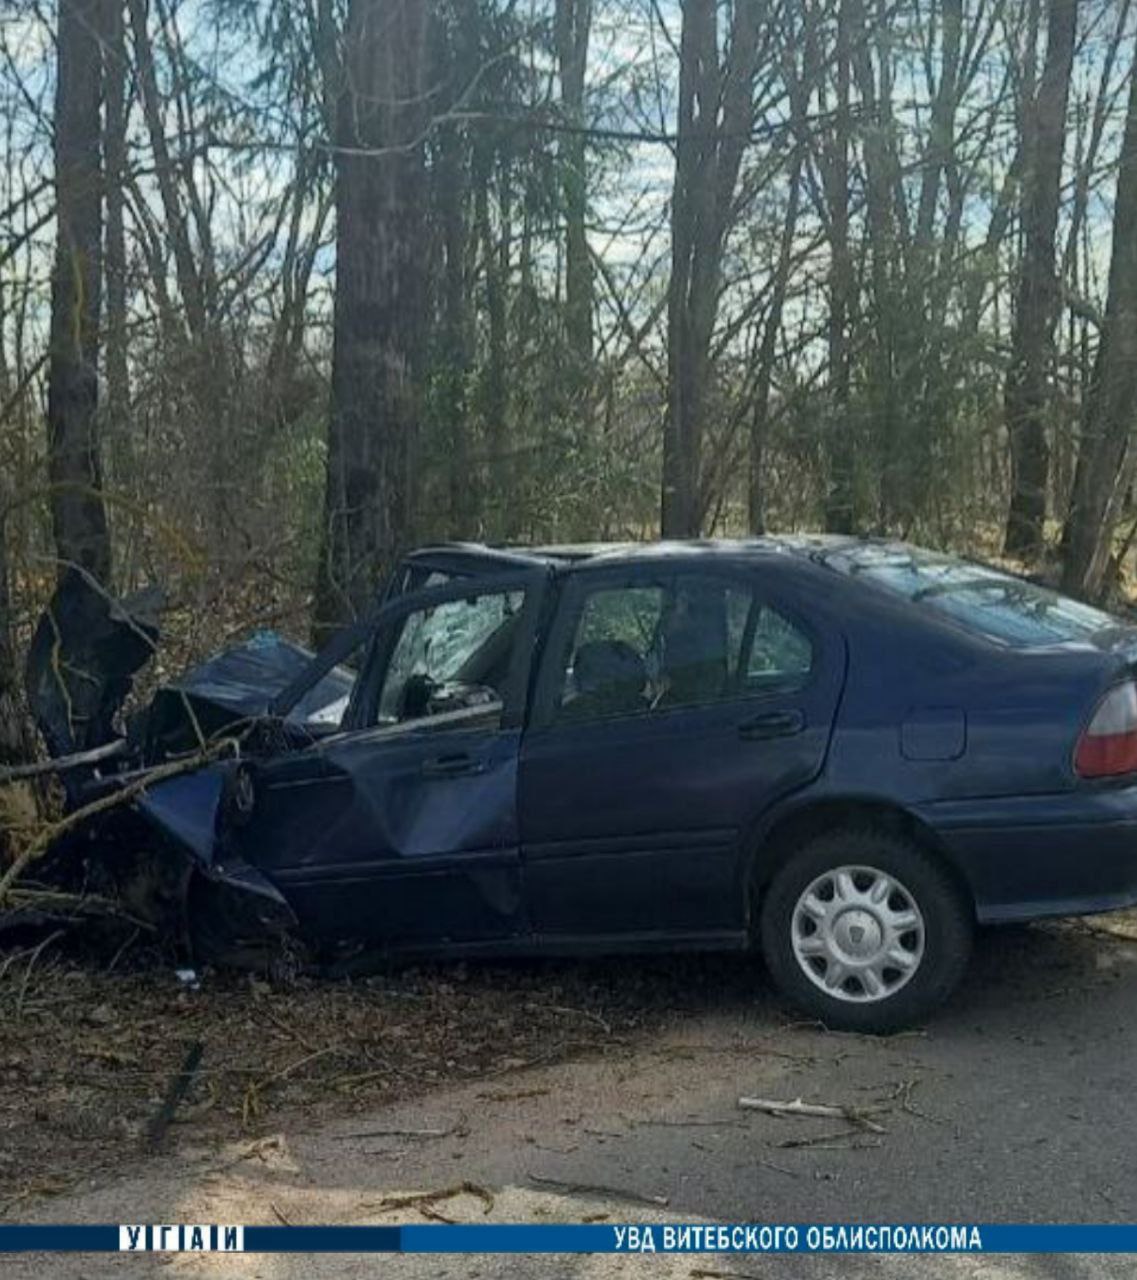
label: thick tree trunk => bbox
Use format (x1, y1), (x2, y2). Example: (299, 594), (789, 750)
(103, 0), (133, 542)
(1060, 65), (1137, 597)
(661, 0), (760, 538)
(313, 0), (428, 640)
(47, 0), (112, 586)
(1003, 0), (1077, 560)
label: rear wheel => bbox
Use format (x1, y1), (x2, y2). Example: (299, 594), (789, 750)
(758, 827), (973, 1033)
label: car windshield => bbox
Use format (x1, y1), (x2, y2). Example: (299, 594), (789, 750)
(823, 544), (1119, 647)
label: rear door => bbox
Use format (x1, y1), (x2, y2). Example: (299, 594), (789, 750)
(518, 563), (846, 945)
(228, 570), (548, 954)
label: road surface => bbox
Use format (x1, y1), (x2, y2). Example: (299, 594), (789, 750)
(11, 920), (1137, 1277)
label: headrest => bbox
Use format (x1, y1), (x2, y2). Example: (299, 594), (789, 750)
(573, 639), (647, 697)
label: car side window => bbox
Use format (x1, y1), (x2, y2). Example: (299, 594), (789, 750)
(744, 604), (813, 688)
(554, 576), (813, 725)
(375, 589), (524, 727)
(558, 586), (665, 721)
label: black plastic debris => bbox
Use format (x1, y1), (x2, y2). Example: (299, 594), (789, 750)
(25, 568), (164, 761)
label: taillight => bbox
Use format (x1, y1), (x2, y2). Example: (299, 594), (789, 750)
(1075, 680), (1137, 778)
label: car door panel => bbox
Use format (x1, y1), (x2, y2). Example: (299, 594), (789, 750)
(518, 568), (846, 941)
(225, 571), (546, 952)
(246, 725), (523, 945)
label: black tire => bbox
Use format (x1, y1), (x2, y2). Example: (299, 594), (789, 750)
(758, 826), (973, 1033)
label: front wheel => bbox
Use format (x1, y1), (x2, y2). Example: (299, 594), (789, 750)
(758, 827), (973, 1033)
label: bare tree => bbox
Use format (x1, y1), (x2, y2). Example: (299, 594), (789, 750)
(47, 0), (113, 584)
(555, 0), (594, 388)
(661, 0), (763, 537)
(314, 0), (429, 636)
(1003, 0), (1077, 559)
(1061, 57), (1137, 597)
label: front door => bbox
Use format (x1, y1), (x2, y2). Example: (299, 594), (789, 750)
(518, 564), (846, 945)
(228, 570), (547, 955)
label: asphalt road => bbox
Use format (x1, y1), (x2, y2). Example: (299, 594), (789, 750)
(13, 918), (1137, 1277)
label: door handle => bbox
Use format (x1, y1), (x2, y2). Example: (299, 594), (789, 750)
(421, 753), (487, 778)
(737, 709), (805, 740)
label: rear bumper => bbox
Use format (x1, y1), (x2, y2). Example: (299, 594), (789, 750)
(917, 784), (1137, 924)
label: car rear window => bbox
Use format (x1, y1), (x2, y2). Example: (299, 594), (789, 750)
(824, 544), (1118, 647)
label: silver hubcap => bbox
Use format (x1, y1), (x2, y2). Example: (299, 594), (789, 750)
(790, 865), (925, 1004)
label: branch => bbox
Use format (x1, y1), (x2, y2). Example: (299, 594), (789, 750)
(0, 741), (236, 907)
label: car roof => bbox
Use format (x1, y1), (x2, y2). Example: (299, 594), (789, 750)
(405, 534), (870, 574)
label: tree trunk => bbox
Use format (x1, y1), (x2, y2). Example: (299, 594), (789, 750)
(661, 0), (761, 538)
(103, 0), (134, 561)
(47, 0), (112, 586)
(1003, 0), (1077, 560)
(313, 0), (428, 640)
(1060, 63), (1137, 597)
(555, 0), (593, 392)
(821, 0), (855, 534)
(0, 516), (27, 766)
(748, 149), (802, 534)
(438, 122), (475, 537)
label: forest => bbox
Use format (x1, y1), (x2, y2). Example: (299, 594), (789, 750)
(2, 0), (1137, 767)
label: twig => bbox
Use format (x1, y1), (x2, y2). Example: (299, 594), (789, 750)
(0, 740), (127, 784)
(526, 1003), (613, 1035)
(633, 1117), (745, 1130)
(146, 1041), (205, 1151)
(106, 927), (142, 973)
(15, 929), (64, 1017)
(377, 1182), (494, 1215)
(776, 1128), (866, 1149)
(527, 1173), (668, 1207)
(270, 1203), (293, 1227)
(335, 1123), (458, 1141)
(738, 1096), (887, 1134)
(418, 1204), (457, 1224)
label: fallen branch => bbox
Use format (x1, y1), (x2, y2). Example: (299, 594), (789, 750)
(738, 1095), (887, 1134)
(0, 740), (236, 907)
(146, 1041), (206, 1151)
(0, 739), (127, 785)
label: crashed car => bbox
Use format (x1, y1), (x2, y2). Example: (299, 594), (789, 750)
(24, 538), (1137, 1031)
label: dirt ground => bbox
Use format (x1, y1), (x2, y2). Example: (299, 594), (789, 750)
(6, 915), (1137, 1277)
(0, 930), (760, 1214)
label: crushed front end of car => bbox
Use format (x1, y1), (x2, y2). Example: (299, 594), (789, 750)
(11, 569), (354, 967)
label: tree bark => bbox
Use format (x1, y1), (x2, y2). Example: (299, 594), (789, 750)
(1060, 62), (1137, 597)
(661, 0), (761, 538)
(47, 0), (112, 586)
(314, 0), (429, 640)
(748, 148), (802, 534)
(820, 0), (855, 534)
(1003, 0), (1077, 560)
(555, 0), (593, 391)
(103, 0), (132, 508)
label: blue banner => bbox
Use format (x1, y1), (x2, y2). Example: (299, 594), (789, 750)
(5, 1223), (1137, 1254)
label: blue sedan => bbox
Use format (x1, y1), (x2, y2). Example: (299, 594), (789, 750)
(146, 537), (1137, 1031)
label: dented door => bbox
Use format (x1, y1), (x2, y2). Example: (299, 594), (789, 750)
(226, 571), (548, 953)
